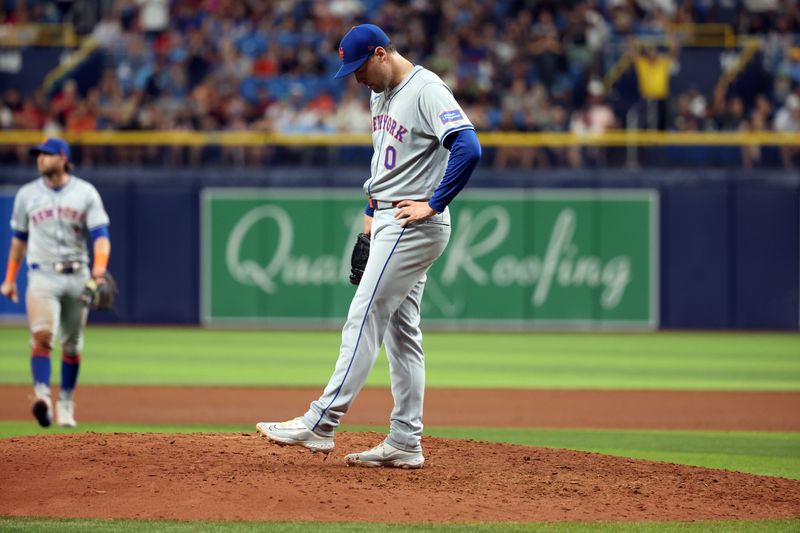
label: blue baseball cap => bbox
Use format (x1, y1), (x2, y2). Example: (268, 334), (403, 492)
(30, 137), (71, 161)
(334, 24), (390, 79)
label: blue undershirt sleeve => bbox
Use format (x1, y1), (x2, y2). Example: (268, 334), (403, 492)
(13, 230), (28, 242)
(89, 225), (110, 246)
(428, 128), (482, 214)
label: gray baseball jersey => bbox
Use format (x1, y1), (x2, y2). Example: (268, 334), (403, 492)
(364, 65), (474, 203)
(11, 176), (109, 266)
(12, 174), (109, 355)
(302, 66), (474, 453)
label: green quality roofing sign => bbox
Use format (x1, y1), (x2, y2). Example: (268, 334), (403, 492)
(202, 189), (658, 328)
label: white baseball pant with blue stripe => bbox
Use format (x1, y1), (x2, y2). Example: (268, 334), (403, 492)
(302, 207), (450, 452)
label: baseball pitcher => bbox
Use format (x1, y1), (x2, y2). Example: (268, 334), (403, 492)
(1, 137), (112, 428)
(257, 24), (482, 468)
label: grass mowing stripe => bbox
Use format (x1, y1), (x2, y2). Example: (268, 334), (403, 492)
(0, 517), (798, 532)
(2, 422), (798, 480)
(1, 327), (798, 390)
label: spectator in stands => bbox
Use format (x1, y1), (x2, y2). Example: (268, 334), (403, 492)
(2, 87), (23, 118)
(137, 0), (169, 42)
(673, 91), (698, 131)
(763, 14), (795, 71)
(753, 93), (775, 123)
(540, 104), (570, 167)
(584, 6), (611, 71)
(779, 45), (800, 88)
(252, 49), (279, 77)
(719, 95), (747, 131)
(637, 3), (674, 36)
(684, 87), (718, 131)
(740, 107), (769, 169)
(66, 99), (100, 167)
(530, 10), (566, 94)
(91, 8), (123, 48)
(628, 37), (679, 130)
(0, 100), (11, 131)
(243, 87), (274, 125)
(14, 93), (47, 131)
(50, 79), (80, 126)
(608, 0), (637, 36)
(493, 77), (545, 169)
(331, 83), (372, 133)
(0, 87), (22, 163)
(308, 89), (337, 116)
(186, 28), (214, 89)
(568, 79), (618, 168)
(42, 108), (63, 138)
(774, 92), (800, 168)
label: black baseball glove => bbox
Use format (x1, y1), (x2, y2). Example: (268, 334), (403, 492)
(349, 233), (370, 285)
(80, 272), (118, 311)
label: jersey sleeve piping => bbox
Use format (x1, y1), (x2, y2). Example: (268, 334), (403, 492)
(440, 124), (475, 144)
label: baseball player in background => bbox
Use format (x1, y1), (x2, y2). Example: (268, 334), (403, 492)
(1, 137), (111, 428)
(257, 24), (482, 468)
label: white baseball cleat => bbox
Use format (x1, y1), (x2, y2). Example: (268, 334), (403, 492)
(56, 400), (77, 427)
(256, 417), (334, 454)
(32, 396), (53, 428)
(345, 441), (425, 469)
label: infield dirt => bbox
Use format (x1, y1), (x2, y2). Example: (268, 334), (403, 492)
(1, 386), (799, 523)
(1, 385), (799, 430)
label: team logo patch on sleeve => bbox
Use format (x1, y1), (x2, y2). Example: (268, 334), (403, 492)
(439, 109), (463, 124)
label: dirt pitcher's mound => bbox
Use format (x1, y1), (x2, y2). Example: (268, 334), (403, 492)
(1, 432), (799, 523)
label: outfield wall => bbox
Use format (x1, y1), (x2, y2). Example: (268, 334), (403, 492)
(1, 167), (797, 330)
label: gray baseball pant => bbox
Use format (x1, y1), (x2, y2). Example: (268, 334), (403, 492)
(302, 207), (451, 452)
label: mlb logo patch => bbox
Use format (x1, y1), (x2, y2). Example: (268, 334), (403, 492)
(439, 109), (463, 124)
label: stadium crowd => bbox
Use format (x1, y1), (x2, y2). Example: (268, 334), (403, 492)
(1, 0), (800, 168)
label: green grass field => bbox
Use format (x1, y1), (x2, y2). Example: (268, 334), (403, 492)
(0, 517), (798, 533)
(0, 327), (798, 390)
(1, 326), (799, 532)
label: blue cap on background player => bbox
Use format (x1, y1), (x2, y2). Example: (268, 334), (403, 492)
(30, 137), (71, 161)
(334, 24), (390, 79)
